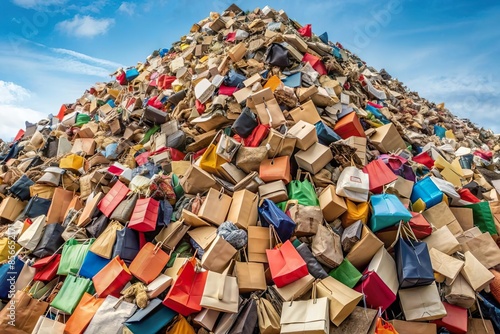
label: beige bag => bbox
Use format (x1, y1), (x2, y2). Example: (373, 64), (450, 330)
(399, 283), (447, 321)
(461, 251), (494, 291)
(272, 274), (315, 302)
(264, 128), (296, 158)
(236, 146), (268, 174)
(180, 165), (216, 195)
(18, 215), (46, 251)
(257, 297), (281, 334)
(248, 226), (271, 263)
(286, 200), (323, 237)
(200, 262), (239, 313)
(201, 235), (237, 273)
(155, 220), (190, 251)
(251, 88), (286, 128)
(258, 181), (288, 203)
(198, 188), (232, 226)
(464, 232), (500, 269)
(280, 282), (329, 334)
(429, 248), (464, 284)
(390, 320), (437, 334)
(77, 192), (104, 227)
(89, 220), (123, 259)
(187, 226), (217, 251)
(444, 273), (475, 308)
(422, 202), (463, 236)
(289, 100), (322, 125)
(234, 251), (266, 293)
(423, 225), (460, 255)
(316, 276), (363, 326)
(346, 225), (384, 270)
(0, 196), (26, 221)
(193, 308), (220, 332)
(312, 224), (343, 269)
(227, 189), (258, 230)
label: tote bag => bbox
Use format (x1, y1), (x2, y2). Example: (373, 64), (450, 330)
(336, 166), (369, 202)
(92, 256), (133, 298)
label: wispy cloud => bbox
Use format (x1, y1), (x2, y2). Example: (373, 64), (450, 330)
(118, 2), (137, 15)
(56, 15), (114, 38)
(0, 81), (31, 104)
(51, 47), (123, 69)
(11, 0), (66, 10)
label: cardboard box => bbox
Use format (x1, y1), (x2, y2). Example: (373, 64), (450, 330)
(288, 120), (318, 150)
(344, 136), (367, 165)
(334, 112), (365, 140)
(369, 123), (406, 153)
(319, 185), (347, 221)
(294, 142), (333, 174)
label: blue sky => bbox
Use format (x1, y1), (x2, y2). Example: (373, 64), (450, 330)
(0, 0), (499, 140)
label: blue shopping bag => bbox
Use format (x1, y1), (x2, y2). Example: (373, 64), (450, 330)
(369, 193), (412, 232)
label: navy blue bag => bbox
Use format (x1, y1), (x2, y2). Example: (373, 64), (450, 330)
(224, 70), (246, 87)
(315, 121), (341, 145)
(258, 199), (296, 241)
(9, 174), (34, 201)
(394, 223), (434, 289)
(0, 256), (24, 299)
(23, 195), (52, 218)
(157, 200), (173, 227)
(112, 227), (142, 265)
(31, 223), (65, 258)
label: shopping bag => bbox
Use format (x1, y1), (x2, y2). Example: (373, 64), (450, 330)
(260, 156), (292, 184)
(399, 283), (447, 321)
(312, 223), (343, 269)
(257, 296), (281, 334)
(328, 259), (362, 289)
(79, 250), (111, 279)
(200, 134), (226, 176)
(84, 295), (137, 334)
(444, 273), (475, 309)
(362, 159), (397, 194)
(394, 222), (435, 288)
(64, 293), (105, 334)
(431, 302), (468, 333)
(163, 256), (209, 316)
(286, 200), (323, 237)
(17, 215), (46, 250)
(235, 253), (267, 293)
(429, 248), (464, 284)
(316, 276), (363, 326)
(200, 261), (239, 313)
(124, 298), (176, 334)
(423, 225), (460, 255)
(336, 166), (369, 202)
(346, 225), (384, 270)
(369, 193), (412, 232)
(375, 317), (398, 334)
(461, 251), (494, 291)
(287, 170), (319, 206)
(342, 199), (369, 226)
(201, 235), (237, 274)
(97, 180), (130, 217)
(92, 256), (133, 297)
(258, 199), (296, 241)
(33, 254), (61, 281)
(0, 290), (48, 334)
(464, 201), (497, 235)
(50, 274), (93, 314)
(129, 242), (170, 284)
(128, 197), (160, 232)
(266, 230), (308, 288)
(88, 220), (123, 259)
(57, 238), (94, 275)
(198, 188), (232, 226)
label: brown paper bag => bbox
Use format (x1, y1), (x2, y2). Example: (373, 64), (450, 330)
(234, 260), (267, 293)
(423, 226), (461, 255)
(346, 225), (384, 270)
(444, 273), (476, 309)
(272, 274), (314, 302)
(464, 232), (500, 269)
(251, 88), (285, 128)
(289, 100), (322, 125)
(429, 248), (464, 283)
(461, 251), (494, 291)
(248, 226), (271, 263)
(201, 235), (237, 273)
(77, 192), (103, 227)
(0, 196), (26, 221)
(264, 128), (296, 158)
(180, 165), (216, 195)
(389, 320), (437, 334)
(316, 276), (363, 326)
(198, 188), (232, 226)
(422, 202), (463, 236)
(46, 188), (75, 224)
(312, 224), (343, 269)
(187, 226), (217, 251)
(226, 189), (258, 230)
(399, 284), (447, 321)
(330, 306), (377, 334)
(467, 318), (495, 334)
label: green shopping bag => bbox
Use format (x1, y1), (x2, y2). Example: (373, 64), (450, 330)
(166, 241), (192, 267)
(287, 170), (319, 206)
(75, 113), (92, 127)
(465, 202), (497, 235)
(328, 259), (362, 288)
(57, 238), (95, 276)
(141, 124), (160, 144)
(171, 174), (184, 200)
(50, 274), (94, 314)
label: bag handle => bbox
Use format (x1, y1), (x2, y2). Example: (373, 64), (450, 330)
(284, 200), (298, 213)
(269, 225), (282, 248)
(262, 98), (273, 128)
(208, 129), (223, 147)
(271, 127), (288, 161)
(217, 259), (234, 300)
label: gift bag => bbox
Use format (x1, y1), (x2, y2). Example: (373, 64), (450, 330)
(200, 261), (239, 313)
(50, 274), (93, 314)
(97, 180), (130, 218)
(369, 194), (412, 233)
(280, 282), (329, 334)
(266, 230), (308, 288)
(362, 159), (398, 194)
(394, 222), (434, 288)
(227, 189), (258, 230)
(92, 256), (133, 297)
(18, 215), (46, 250)
(163, 256), (208, 316)
(124, 298), (176, 334)
(128, 198), (159, 232)
(64, 293), (105, 334)
(312, 223), (343, 269)
(200, 132), (226, 176)
(285, 200), (322, 237)
(201, 235), (237, 274)
(431, 302), (468, 333)
(33, 254), (61, 282)
(316, 276), (363, 326)
(129, 242), (170, 284)
(329, 259), (362, 289)
(346, 225), (384, 270)
(79, 250), (111, 279)
(89, 221), (123, 259)
(259, 199), (296, 242)
(287, 170), (319, 206)
(235, 251), (267, 293)
(257, 296), (281, 334)
(399, 283), (447, 321)
(198, 188), (232, 226)
(336, 166), (369, 202)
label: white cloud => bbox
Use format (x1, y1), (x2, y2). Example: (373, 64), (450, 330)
(56, 15), (114, 38)
(51, 47), (123, 69)
(0, 81), (31, 104)
(118, 2), (137, 15)
(11, 0), (66, 9)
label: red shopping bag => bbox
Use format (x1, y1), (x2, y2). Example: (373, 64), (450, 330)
(408, 212), (432, 239)
(266, 238), (308, 288)
(413, 151), (434, 169)
(362, 160), (397, 194)
(298, 24), (312, 37)
(33, 253), (61, 281)
(458, 188), (480, 203)
(302, 53), (327, 76)
(92, 256), (133, 298)
(129, 198), (160, 232)
(243, 123), (270, 147)
(354, 271), (396, 311)
(163, 257), (208, 316)
(97, 180), (130, 217)
(432, 302), (468, 334)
